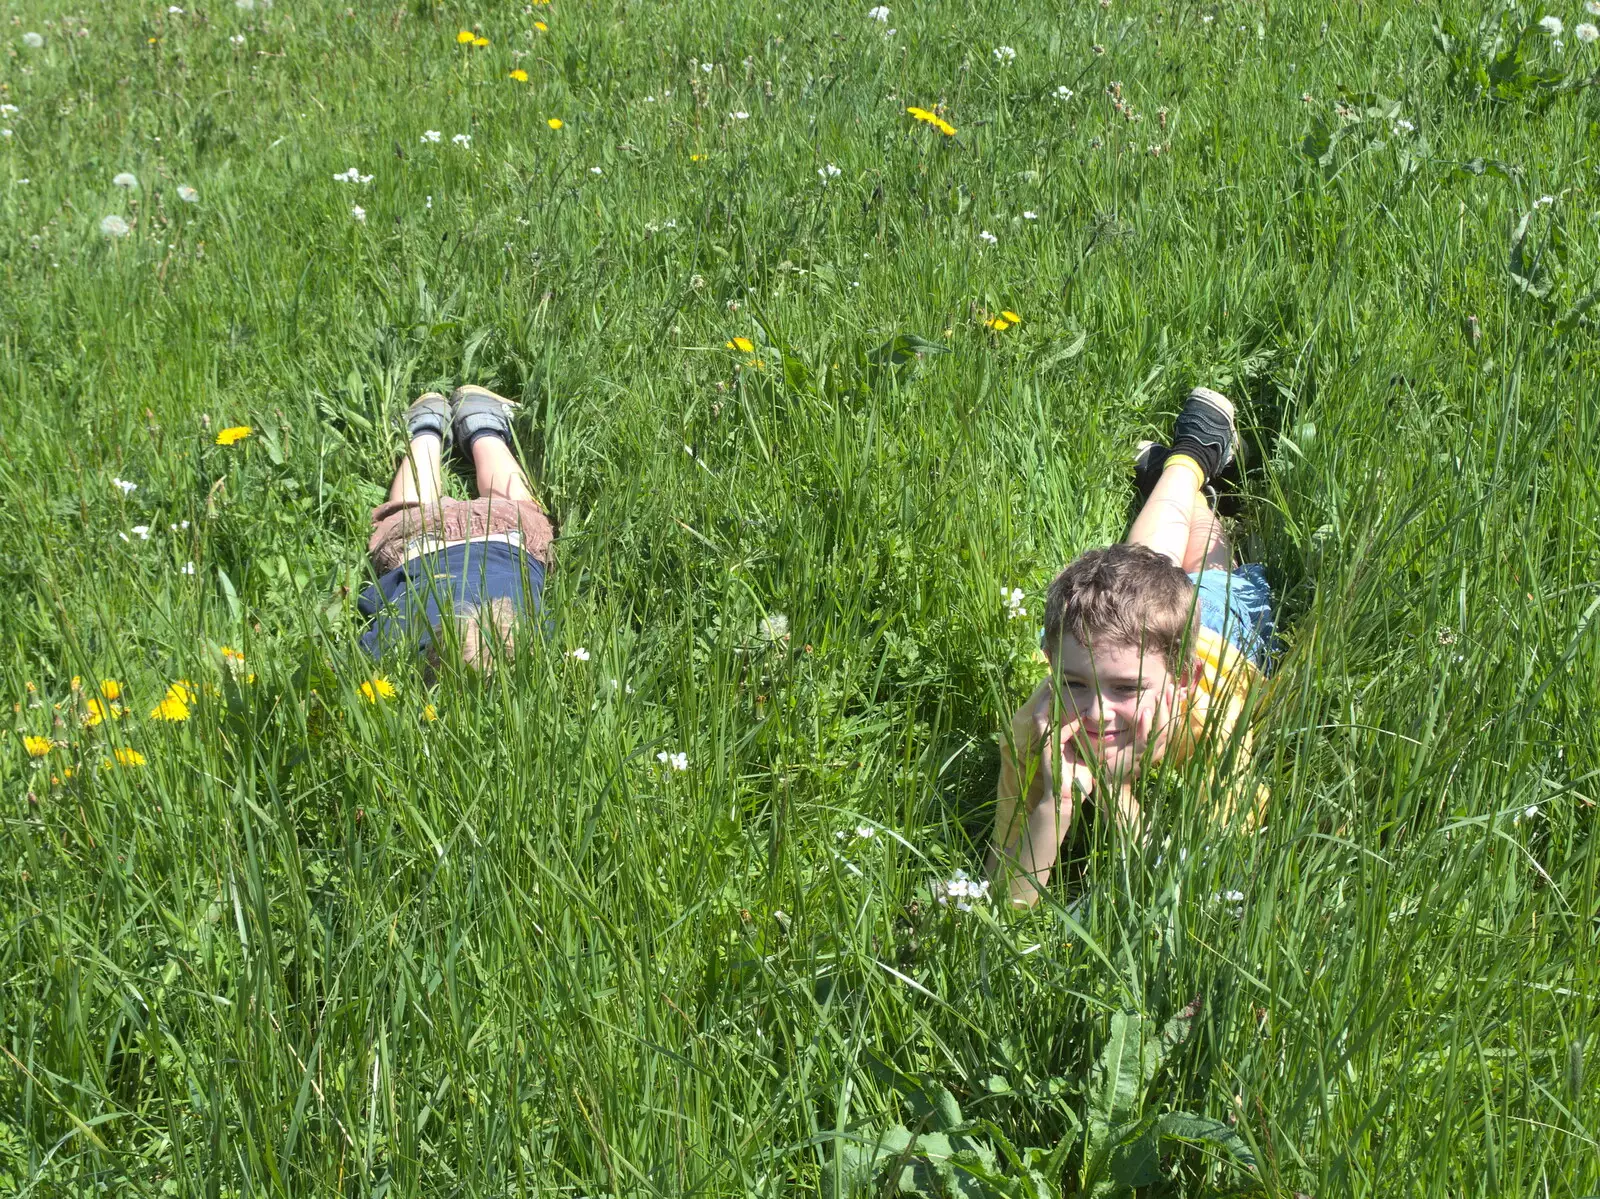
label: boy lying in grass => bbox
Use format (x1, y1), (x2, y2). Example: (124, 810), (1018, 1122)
(359, 385), (551, 671)
(987, 387), (1275, 909)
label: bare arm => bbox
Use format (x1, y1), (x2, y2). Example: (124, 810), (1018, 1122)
(988, 686), (1088, 908)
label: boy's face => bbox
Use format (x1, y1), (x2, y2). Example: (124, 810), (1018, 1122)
(1049, 634), (1191, 779)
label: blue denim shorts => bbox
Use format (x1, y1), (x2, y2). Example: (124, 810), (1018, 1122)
(1190, 563), (1277, 671)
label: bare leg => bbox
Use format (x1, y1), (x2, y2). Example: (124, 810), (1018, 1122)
(1126, 460), (1203, 568)
(1181, 491), (1232, 575)
(469, 436), (536, 503)
(387, 434), (446, 505)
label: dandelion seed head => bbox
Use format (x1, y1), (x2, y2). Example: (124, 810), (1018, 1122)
(22, 32), (45, 48)
(100, 214), (130, 238)
(1540, 14), (1564, 35)
(176, 184), (199, 203)
(1578, 22), (1599, 42)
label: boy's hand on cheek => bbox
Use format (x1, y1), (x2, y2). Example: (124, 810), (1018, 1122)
(1058, 718), (1095, 799)
(1133, 686), (1175, 764)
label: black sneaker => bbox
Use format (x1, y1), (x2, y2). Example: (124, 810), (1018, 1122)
(402, 392), (451, 445)
(1132, 439), (1170, 501)
(450, 384), (520, 450)
(1168, 386), (1238, 485)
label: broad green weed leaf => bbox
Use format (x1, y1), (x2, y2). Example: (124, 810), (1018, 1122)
(1157, 1112), (1259, 1171)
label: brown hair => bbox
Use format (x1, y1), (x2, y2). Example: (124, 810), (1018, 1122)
(424, 597), (519, 677)
(1041, 543), (1198, 671)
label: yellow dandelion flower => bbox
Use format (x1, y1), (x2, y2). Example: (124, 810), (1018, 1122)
(85, 697), (124, 727)
(220, 646), (244, 663)
(689, 152), (705, 161)
(509, 68), (529, 81)
(985, 317), (1011, 331)
(546, 117), (564, 129)
(726, 337), (756, 353)
(932, 117), (957, 136)
(215, 425), (253, 446)
(457, 29), (475, 43)
(422, 703), (439, 722)
(473, 36), (490, 46)
(22, 735), (52, 758)
(99, 679), (122, 700)
(534, 20), (547, 31)
(149, 692), (191, 721)
(68, 677), (80, 692)
(108, 747), (147, 768)
(906, 106), (931, 121)
(1000, 310), (1021, 324)
(360, 677), (398, 703)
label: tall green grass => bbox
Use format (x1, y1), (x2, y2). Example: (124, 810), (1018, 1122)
(1, 0), (1597, 1193)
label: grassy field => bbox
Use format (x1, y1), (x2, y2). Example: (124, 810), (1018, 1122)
(2, 0), (1599, 1193)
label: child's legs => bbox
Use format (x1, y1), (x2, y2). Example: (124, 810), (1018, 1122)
(470, 436), (536, 503)
(1126, 461), (1231, 575)
(388, 434), (446, 506)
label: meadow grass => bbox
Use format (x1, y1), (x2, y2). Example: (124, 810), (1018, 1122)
(2, 0), (1599, 1194)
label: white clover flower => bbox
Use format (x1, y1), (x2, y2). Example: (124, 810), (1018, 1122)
(978, 229), (998, 245)
(993, 45), (1016, 64)
(567, 646), (591, 661)
(1022, 210), (1038, 220)
(425, 195), (432, 209)
(229, 34), (245, 46)
(130, 525), (151, 540)
(855, 824), (876, 838)
(351, 204), (366, 222)
(451, 133), (471, 146)
(701, 60), (715, 72)
(112, 477), (137, 495)
(177, 184), (199, 203)
(657, 750), (689, 771)
(731, 110), (750, 119)
(170, 520), (190, 531)
(421, 129), (442, 143)
(932, 869), (990, 911)
(1392, 119), (1415, 134)
(1578, 22), (1599, 42)
(181, 561), (196, 575)
(22, 32), (45, 48)
(100, 214), (130, 238)
(1055, 86), (1073, 100)
(1539, 14), (1563, 35)
(113, 172), (138, 189)
(868, 5), (890, 20)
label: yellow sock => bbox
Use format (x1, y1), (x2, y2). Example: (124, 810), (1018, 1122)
(1163, 452), (1206, 488)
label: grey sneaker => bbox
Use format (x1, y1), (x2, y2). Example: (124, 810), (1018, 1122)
(1169, 386), (1238, 484)
(450, 384), (519, 449)
(402, 392), (451, 444)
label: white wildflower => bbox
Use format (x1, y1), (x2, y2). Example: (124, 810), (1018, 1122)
(112, 477), (137, 495)
(1578, 22), (1599, 42)
(421, 129), (442, 143)
(100, 214), (130, 238)
(169, 6), (184, 13)
(229, 34), (245, 46)
(1539, 15), (1563, 35)
(993, 45), (1016, 64)
(181, 561), (196, 575)
(235, 0), (254, 9)
(1004, 586), (1028, 619)
(113, 172), (138, 190)
(0, 105), (16, 116)
(351, 204), (366, 222)
(1022, 210), (1038, 220)
(1393, 118), (1415, 133)
(425, 195), (432, 209)
(567, 646), (591, 661)
(701, 60), (714, 72)
(1055, 85), (1073, 100)
(22, 32), (45, 48)
(818, 163), (842, 182)
(1535, 194), (1555, 208)
(172, 184), (199, 204)
(730, 110), (749, 119)
(451, 133), (471, 146)
(1, 131), (11, 140)
(657, 750), (689, 771)
(868, 5), (890, 20)
(1588, 0), (1600, 14)
(932, 869), (990, 912)
(589, 165), (603, 174)
(170, 520), (190, 531)
(978, 229), (998, 245)
(131, 525), (151, 540)
(855, 825), (876, 838)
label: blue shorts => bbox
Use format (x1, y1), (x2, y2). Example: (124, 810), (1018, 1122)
(1189, 563), (1277, 671)
(357, 540), (545, 659)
